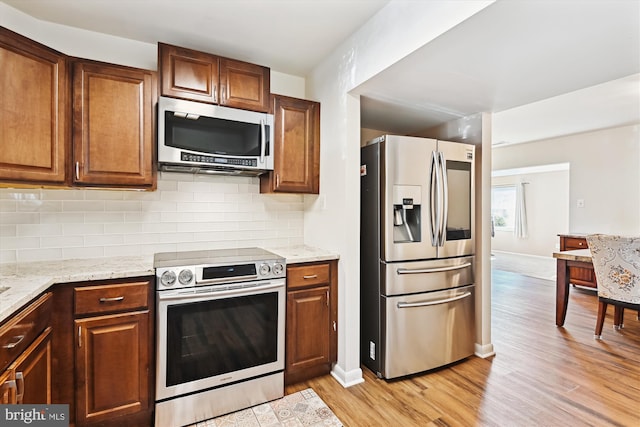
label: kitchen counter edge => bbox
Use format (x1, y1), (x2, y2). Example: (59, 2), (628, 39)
(0, 245), (339, 324)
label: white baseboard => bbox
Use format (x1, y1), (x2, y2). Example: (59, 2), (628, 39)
(475, 342), (496, 358)
(330, 364), (364, 388)
(491, 250), (554, 261)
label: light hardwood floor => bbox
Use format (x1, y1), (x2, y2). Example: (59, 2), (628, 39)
(286, 269), (640, 426)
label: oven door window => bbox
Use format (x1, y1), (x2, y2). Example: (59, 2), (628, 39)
(165, 292), (279, 387)
(165, 111), (270, 157)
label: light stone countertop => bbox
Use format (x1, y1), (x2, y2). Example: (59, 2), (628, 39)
(266, 245), (340, 264)
(552, 249), (592, 263)
(0, 245), (339, 324)
(0, 255), (155, 324)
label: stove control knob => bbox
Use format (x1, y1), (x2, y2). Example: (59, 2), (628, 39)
(178, 269), (194, 285)
(259, 263), (271, 276)
(160, 270), (177, 287)
(272, 263), (284, 276)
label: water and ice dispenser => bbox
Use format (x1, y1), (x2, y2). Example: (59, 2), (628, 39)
(392, 185), (421, 243)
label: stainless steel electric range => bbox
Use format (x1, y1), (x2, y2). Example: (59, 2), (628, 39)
(153, 248), (286, 427)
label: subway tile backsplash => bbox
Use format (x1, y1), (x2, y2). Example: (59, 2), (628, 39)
(0, 172), (304, 263)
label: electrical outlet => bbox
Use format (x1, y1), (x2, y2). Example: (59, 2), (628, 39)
(369, 341), (375, 360)
(577, 199), (585, 208)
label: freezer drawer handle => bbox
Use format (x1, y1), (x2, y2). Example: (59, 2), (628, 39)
(397, 291), (472, 308)
(396, 262), (471, 275)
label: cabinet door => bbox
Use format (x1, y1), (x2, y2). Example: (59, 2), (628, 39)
(72, 60), (155, 188)
(159, 42), (219, 104)
(11, 327), (52, 404)
(0, 369), (16, 404)
(75, 311), (150, 425)
(286, 286), (330, 376)
(0, 27), (68, 184)
(219, 58), (270, 112)
(261, 95), (320, 194)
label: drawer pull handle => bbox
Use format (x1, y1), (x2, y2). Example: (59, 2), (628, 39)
(15, 372), (24, 404)
(2, 335), (25, 349)
(303, 275), (318, 279)
(99, 296), (125, 303)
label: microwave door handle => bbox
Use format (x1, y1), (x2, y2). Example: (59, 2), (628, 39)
(260, 119), (266, 164)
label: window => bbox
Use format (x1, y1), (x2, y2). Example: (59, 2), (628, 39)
(492, 185), (516, 230)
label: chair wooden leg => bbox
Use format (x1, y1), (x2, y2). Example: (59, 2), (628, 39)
(613, 306), (624, 330)
(595, 300), (607, 339)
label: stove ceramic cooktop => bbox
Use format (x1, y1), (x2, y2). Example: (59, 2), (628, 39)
(153, 247), (283, 269)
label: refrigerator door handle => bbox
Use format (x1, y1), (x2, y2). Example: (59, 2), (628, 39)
(438, 151), (448, 247)
(397, 291), (472, 308)
(429, 151), (439, 246)
(396, 262), (472, 275)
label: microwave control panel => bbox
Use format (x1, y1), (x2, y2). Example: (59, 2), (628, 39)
(181, 151), (257, 167)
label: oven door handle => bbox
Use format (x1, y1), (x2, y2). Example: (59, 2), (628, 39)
(157, 281), (285, 301)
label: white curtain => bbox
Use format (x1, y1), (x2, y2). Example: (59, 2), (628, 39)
(514, 182), (528, 239)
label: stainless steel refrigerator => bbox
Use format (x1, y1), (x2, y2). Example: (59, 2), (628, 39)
(360, 134), (476, 379)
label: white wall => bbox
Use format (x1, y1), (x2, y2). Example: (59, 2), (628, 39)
(303, 1), (495, 386)
(493, 124), (640, 236)
(491, 170), (570, 256)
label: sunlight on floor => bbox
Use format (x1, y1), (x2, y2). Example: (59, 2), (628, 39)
(491, 251), (556, 281)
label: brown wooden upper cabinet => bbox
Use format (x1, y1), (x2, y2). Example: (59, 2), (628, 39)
(158, 42), (270, 113)
(261, 95), (320, 194)
(72, 60), (156, 188)
(0, 27), (68, 185)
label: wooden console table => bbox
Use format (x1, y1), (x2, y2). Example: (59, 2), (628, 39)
(558, 234), (597, 288)
(553, 249), (594, 326)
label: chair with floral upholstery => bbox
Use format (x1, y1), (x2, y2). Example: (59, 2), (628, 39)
(585, 234), (640, 339)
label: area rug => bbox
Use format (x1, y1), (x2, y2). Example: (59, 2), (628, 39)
(192, 388), (343, 427)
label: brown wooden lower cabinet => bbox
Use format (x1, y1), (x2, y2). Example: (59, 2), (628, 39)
(52, 277), (154, 427)
(0, 327), (52, 405)
(12, 327), (52, 404)
(0, 292), (53, 405)
(75, 311), (150, 425)
(0, 369), (13, 404)
(285, 260), (337, 385)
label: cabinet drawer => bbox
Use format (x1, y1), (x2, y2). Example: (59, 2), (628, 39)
(564, 237), (588, 250)
(74, 281), (149, 316)
(0, 292), (52, 372)
(287, 263), (330, 289)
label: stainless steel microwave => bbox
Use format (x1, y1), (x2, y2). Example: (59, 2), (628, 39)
(158, 96), (274, 175)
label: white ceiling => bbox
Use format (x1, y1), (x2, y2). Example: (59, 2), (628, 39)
(357, 0), (640, 142)
(4, 0), (639, 145)
(2, 0), (389, 77)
